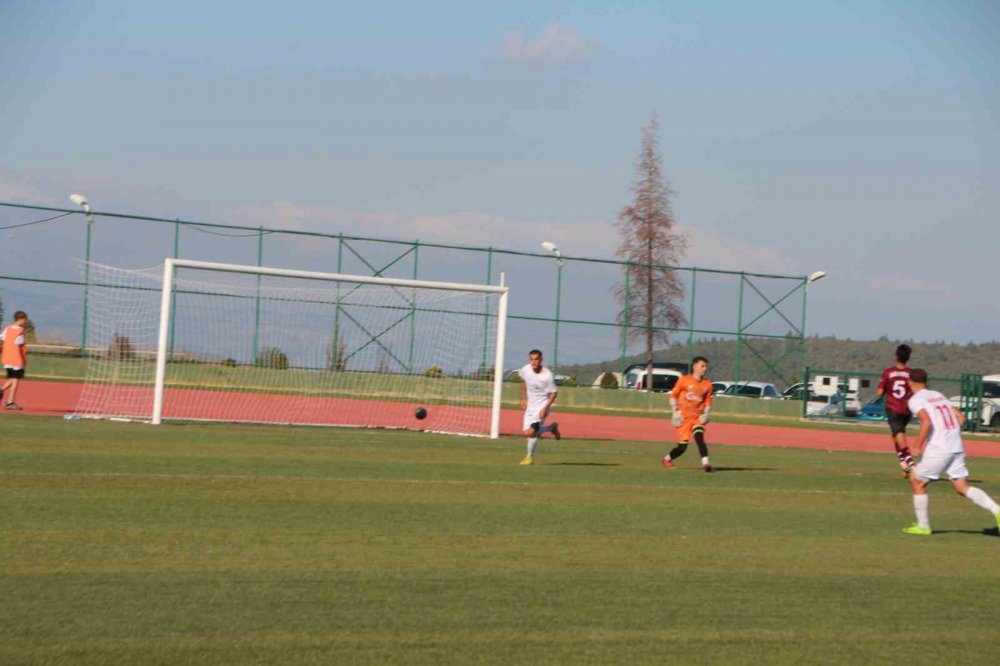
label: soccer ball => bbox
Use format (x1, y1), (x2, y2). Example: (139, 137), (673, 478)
(415, 407), (428, 420)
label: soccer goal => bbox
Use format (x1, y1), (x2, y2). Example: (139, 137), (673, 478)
(73, 258), (509, 437)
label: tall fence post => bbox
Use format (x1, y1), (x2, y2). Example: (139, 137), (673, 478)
(168, 219), (180, 359)
(687, 267), (697, 365)
(408, 241), (419, 373)
(482, 247), (493, 373)
(81, 217), (93, 352)
(620, 262), (630, 378)
(735, 272), (745, 386)
(553, 257), (563, 373)
(799, 275), (809, 387)
(331, 234), (344, 371)
(252, 226), (264, 359)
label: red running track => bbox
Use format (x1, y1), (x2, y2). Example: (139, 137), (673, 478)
(6, 380), (999, 458)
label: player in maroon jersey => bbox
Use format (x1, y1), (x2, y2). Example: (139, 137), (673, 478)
(876, 344), (914, 478)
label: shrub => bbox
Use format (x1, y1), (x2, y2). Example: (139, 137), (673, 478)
(109, 333), (135, 361)
(221, 358), (238, 368)
(599, 372), (619, 389)
(424, 365), (444, 378)
(470, 365), (495, 381)
(255, 347), (289, 370)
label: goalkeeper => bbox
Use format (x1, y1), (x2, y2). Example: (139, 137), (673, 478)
(662, 356), (715, 473)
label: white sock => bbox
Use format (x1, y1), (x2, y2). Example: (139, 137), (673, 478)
(527, 438), (537, 456)
(964, 487), (1000, 515)
(913, 494), (930, 529)
(701, 456), (710, 466)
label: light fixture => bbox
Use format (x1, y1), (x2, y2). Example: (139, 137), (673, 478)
(69, 193), (90, 213)
(807, 270), (827, 284)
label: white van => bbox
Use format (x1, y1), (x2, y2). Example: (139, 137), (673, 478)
(625, 368), (683, 393)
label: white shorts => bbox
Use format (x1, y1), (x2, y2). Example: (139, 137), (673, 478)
(523, 410), (546, 432)
(915, 450), (969, 482)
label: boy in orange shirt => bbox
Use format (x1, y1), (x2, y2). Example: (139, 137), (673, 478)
(662, 356), (714, 472)
(0, 310), (29, 410)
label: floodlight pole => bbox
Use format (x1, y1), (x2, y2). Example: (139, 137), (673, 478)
(799, 270), (827, 409)
(70, 195), (95, 353)
(542, 242), (565, 373)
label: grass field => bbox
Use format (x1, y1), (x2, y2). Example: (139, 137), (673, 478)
(2, 417), (999, 665)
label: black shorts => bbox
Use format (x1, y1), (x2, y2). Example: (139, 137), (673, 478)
(5, 368), (25, 380)
(887, 410), (910, 436)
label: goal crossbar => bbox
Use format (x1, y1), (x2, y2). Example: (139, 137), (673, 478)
(151, 258), (509, 437)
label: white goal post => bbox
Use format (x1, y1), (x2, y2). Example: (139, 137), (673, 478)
(76, 258), (510, 438)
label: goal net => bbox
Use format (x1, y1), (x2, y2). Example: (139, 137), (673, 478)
(73, 259), (509, 437)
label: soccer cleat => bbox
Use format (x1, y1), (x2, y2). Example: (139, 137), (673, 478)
(661, 457), (674, 469)
(702, 464), (714, 473)
(995, 512), (1000, 533)
(899, 461), (913, 480)
(550, 422), (561, 441)
(519, 455), (534, 466)
(902, 524), (932, 536)
(4, 403), (22, 411)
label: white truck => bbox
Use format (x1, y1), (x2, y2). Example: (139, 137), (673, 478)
(950, 374), (1000, 429)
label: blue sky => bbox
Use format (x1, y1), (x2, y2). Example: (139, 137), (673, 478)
(2, 0), (998, 349)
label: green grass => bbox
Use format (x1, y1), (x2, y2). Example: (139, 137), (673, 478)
(2, 417), (999, 665)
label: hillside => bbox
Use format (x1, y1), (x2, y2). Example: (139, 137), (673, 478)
(559, 337), (1000, 390)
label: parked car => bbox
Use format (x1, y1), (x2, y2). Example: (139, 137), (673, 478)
(781, 382), (806, 399)
(504, 369), (572, 384)
(807, 391), (847, 417)
(712, 381), (735, 395)
(622, 362), (689, 378)
(859, 394), (887, 421)
(626, 368), (683, 393)
(782, 387), (808, 402)
(784, 380), (860, 416)
(722, 382), (780, 399)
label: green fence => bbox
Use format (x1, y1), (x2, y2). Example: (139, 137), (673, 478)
(801, 368), (985, 432)
(0, 201), (819, 391)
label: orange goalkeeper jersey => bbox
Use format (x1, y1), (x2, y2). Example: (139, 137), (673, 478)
(1, 324), (26, 368)
(670, 374), (713, 419)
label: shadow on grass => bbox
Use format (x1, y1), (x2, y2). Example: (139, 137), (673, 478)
(708, 467), (776, 473)
(930, 527), (1000, 538)
(549, 462), (621, 467)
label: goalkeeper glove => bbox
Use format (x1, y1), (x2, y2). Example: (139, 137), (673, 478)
(698, 407), (709, 425)
(670, 398), (681, 426)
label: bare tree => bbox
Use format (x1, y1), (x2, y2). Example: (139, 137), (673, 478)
(614, 116), (687, 388)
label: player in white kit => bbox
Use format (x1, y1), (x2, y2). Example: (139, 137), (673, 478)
(518, 349), (561, 465)
(903, 368), (1000, 536)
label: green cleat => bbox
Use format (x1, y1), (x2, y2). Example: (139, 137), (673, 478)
(902, 524), (932, 536)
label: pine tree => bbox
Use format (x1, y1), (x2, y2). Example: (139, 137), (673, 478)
(614, 116), (687, 388)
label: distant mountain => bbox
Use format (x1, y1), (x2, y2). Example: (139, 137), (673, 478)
(557, 337), (1000, 390)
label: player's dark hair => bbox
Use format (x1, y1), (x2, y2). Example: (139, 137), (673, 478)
(909, 368), (928, 384)
(13, 310), (26, 320)
(896, 344), (911, 364)
(528, 349), (542, 357)
(692, 356), (708, 367)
